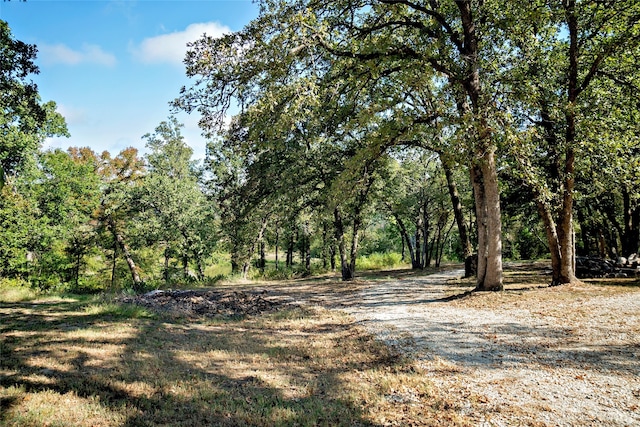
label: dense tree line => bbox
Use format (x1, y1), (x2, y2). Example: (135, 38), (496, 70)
(173, 0), (640, 289)
(2, 1), (640, 293)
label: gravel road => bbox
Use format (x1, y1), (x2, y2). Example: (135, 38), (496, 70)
(341, 269), (640, 426)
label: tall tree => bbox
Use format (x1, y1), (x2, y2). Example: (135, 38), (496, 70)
(503, 0), (640, 285)
(141, 117), (214, 282)
(175, 0), (505, 289)
(96, 148), (146, 290)
(0, 20), (68, 183)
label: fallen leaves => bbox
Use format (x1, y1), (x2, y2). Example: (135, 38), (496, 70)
(120, 289), (282, 319)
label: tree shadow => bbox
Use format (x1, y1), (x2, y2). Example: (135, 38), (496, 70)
(1, 298), (389, 426)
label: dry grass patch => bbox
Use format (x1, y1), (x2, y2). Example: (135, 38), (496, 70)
(445, 260), (640, 311)
(1, 296), (474, 426)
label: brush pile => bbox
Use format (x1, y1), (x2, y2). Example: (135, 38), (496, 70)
(575, 254), (640, 278)
(121, 289), (281, 318)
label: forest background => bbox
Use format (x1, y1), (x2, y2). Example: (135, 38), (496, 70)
(1, 0), (640, 295)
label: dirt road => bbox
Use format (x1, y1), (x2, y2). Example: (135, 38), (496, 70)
(335, 269), (640, 426)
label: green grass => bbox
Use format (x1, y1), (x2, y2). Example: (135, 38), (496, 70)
(356, 252), (407, 270)
(82, 301), (156, 319)
(0, 279), (38, 303)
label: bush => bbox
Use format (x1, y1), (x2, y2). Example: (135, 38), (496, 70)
(0, 278), (37, 302)
(252, 264), (317, 280)
(356, 252), (406, 270)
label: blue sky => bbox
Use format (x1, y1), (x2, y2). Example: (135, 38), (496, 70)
(0, 0), (259, 160)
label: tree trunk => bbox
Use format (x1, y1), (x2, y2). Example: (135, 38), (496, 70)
(537, 199), (562, 285)
(478, 147), (503, 290)
(111, 239), (118, 290)
(422, 203), (431, 267)
(182, 254), (189, 279)
(334, 208), (352, 281)
(321, 223), (328, 269)
(260, 241), (266, 272)
(248, 217), (269, 278)
(286, 232), (294, 267)
(348, 215), (361, 279)
(299, 228), (306, 271)
(304, 221), (311, 274)
(414, 233), (422, 269)
(242, 261), (250, 279)
(275, 226), (280, 270)
(556, 0), (580, 285)
(164, 247), (170, 286)
(442, 154), (474, 276)
(231, 258), (240, 275)
(622, 186), (640, 256)
(394, 214), (416, 267)
(457, 1), (503, 291)
(114, 230), (142, 290)
(230, 230), (242, 275)
(470, 163), (488, 287)
(197, 259), (205, 281)
(330, 243), (336, 271)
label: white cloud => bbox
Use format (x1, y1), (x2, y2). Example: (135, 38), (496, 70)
(39, 43), (117, 67)
(134, 22), (230, 65)
(56, 104), (88, 126)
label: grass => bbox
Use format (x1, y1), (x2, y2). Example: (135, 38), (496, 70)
(356, 253), (408, 271)
(444, 259), (640, 312)
(0, 280), (38, 303)
(5, 261), (636, 426)
(1, 293), (472, 426)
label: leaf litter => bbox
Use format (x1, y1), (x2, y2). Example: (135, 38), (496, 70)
(120, 289), (282, 319)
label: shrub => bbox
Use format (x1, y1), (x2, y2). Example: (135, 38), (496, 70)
(357, 252), (405, 270)
(0, 278), (37, 302)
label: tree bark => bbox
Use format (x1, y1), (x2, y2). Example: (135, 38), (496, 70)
(394, 213), (416, 267)
(537, 199), (562, 285)
(556, 0), (580, 285)
(441, 154), (474, 276)
(622, 186), (640, 256)
(286, 232), (294, 268)
(304, 221), (311, 274)
(111, 239), (118, 290)
(422, 202), (430, 267)
(114, 230), (142, 290)
(275, 225), (279, 270)
(457, 1), (503, 291)
(470, 163), (488, 287)
(348, 214), (361, 279)
(299, 227), (306, 271)
(197, 259), (205, 281)
(479, 147), (504, 290)
(321, 223), (328, 269)
(414, 224), (423, 269)
(183, 255), (189, 279)
(333, 208), (352, 280)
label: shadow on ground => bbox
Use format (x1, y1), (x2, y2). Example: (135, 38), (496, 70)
(0, 298), (393, 426)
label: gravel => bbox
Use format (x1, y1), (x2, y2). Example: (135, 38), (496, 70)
(341, 269), (640, 426)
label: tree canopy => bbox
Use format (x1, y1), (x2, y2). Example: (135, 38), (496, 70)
(2, 5), (640, 293)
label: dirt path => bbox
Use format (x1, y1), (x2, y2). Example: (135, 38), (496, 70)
(334, 269), (640, 426)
